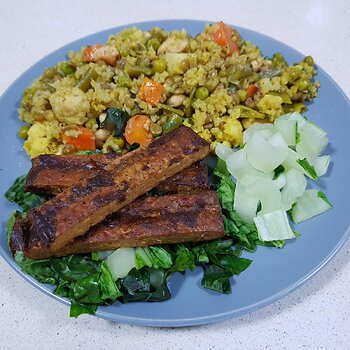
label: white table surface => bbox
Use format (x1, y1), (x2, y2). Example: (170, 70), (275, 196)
(0, 1), (349, 349)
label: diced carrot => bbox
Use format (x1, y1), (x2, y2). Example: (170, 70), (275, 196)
(246, 84), (259, 98)
(62, 127), (96, 151)
(211, 22), (239, 56)
(124, 115), (153, 146)
(82, 45), (104, 62)
(82, 45), (119, 66)
(138, 78), (163, 106)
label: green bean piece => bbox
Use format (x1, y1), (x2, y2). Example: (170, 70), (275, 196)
(124, 63), (152, 78)
(229, 68), (253, 82)
(152, 59), (166, 74)
(147, 38), (161, 51)
(162, 114), (183, 134)
(272, 53), (287, 68)
(60, 62), (76, 76)
(303, 56), (314, 66)
(184, 88), (196, 118)
(234, 105), (264, 119)
(76, 68), (98, 92)
(42, 82), (56, 93)
(19, 126), (30, 140)
(159, 104), (184, 117)
(195, 87), (209, 100)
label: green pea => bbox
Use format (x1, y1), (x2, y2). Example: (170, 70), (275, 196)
(272, 52), (287, 67)
(195, 87), (209, 100)
(147, 38), (161, 51)
(113, 137), (125, 149)
(162, 114), (183, 134)
(152, 59), (166, 74)
(116, 75), (130, 88)
(19, 126), (30, 140)
(60, 62), (76, 76)
(303, 55), (314, 66)
(296, 79), (309, 91)
(236, 89), (247, 102)
(125, 63), (151, 78)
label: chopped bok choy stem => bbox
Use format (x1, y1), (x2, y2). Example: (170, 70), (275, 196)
(254, 210), (295, 241)
(215, 111), (332, 242)
(290, 189), (332, 224)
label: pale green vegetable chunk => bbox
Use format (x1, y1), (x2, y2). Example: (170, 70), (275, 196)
(254, 210), (295, 241)
(233, 182), (259, 223)
(106, 248), (136, 280)
(290, 189), (332, 224)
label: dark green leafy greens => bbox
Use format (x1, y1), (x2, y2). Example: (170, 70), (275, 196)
(101, 108), (130, 136)
(6, 211), (20, 245)
(5, 175), (46, 211)
(120, 267), (171, 303)
(4, 162), (282, 317)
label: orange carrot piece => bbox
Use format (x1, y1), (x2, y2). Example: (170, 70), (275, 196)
(246, 84), (259, 98)
(211, 22), (239, 56)
(82, 45), (104, 63)
(124, 115), (153, 146)
(138, 78), (163, 106)
(82, 45), (119, 65)
(62, 127), (96, 151)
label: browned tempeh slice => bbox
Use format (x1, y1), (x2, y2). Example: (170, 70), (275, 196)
(11, 191), (224, 259)
(24, 126), (210, 253)
(155, 160), (209, 194)
(25, 152), (209, 195)
(25, 153), (119, 195)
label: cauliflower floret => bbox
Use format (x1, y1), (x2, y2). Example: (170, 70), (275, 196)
(49, 87), (90, 125)
(211, 117), (243, 147)
(257, 94), (283, 118)
(24, 121), (62, 158)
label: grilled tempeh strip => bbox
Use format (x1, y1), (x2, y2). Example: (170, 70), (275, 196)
(25, 153), (209, 195)
(25, 153), (119, 195)
(10, 191), (224, 259)
(23, 126), (210, 253)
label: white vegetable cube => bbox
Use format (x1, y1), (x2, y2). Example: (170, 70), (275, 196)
(215, 142), (234, 160)
(226, 149), (272, 186)
(296, 121), (328, 157)
(273, 173), (286, 189)
(246, 132), (288, 173)
(285, 112), (308, 129)
(233, 182), (259, 223)
(282, 149), (305, 173)
(243, 123), (276, 144)
(291, 189), (332, 224)
(274, 117), (297, 147)
(307, 155), (331, 177)
(106, 248), (136, 280)
(246, 178), (281, 214)
(254, 210), (295, 241)
(281, 168), (307, 211)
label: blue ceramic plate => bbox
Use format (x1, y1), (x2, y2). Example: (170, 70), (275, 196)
(0, 20), (349, 327)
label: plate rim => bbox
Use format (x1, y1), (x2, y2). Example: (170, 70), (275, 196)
(1, 19), (350, 327)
